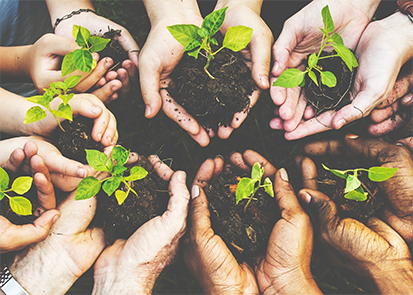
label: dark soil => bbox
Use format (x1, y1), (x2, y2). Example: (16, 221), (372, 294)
(314, 157), (385, 221)
(167, 36), (255, 130)
(305, 50), (356, 115)
(204, 165), (280, 263)
(52, 116), (104, 164)
(95, 156), (169, 245)
(97, 28), (129, 71)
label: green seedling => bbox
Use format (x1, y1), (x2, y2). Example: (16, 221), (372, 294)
(75, 146), (148, 205)
(0, 167), (33, 216)
(167, 6), (253, 79)
(24, 75), (81, 131)
(62, 25), (110, 77)
(322, 164), (398, 201)
(235, 162), (274, 210)
(273, 5), (358, 89)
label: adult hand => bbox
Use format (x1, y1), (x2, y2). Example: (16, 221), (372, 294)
(282, 12), (413, 140)
(0, 141), (60, 253)
(92, 155), (189, 295)
(256, 168), (321, 295)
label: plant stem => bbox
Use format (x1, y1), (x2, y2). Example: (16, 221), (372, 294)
(122, 179), (139, 197)
(360, 180), (374, 197)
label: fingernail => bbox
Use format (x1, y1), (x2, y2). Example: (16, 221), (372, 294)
(260, 75), (269, 88)
(191, 185), (200, 199)
(145, 105), (151, 117)
(105, 58), (112, 68)
(402, 93), (413, 104)
(347, 134), (359, 139)
(107, 136), (112, 143)
(336, 119), (346, 129)
(91, 106), (101, 114)
(112, 86), (119, 92)
(279, 168), (289, 182)
(177, 171), (186, 183)
(215, 155), (224, 159)
(273, 61), (279, 73)
(52, 214), (60, 223)
(97, 133), (102, 141)
(301, 191), (312, 204)
(396, 142), (404, 147)
(77, 168), (85, 178)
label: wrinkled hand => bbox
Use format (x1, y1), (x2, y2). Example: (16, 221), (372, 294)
(92, 155), (189, 295)
(0, 141), (60, 253)
(256, 168), (321, 295)
(184, 150), (277, 294)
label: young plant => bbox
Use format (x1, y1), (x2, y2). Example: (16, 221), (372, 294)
(235, 162), (274, 210)
(24, 75), (81, 131)
(273, 5), (358, 89)
(322, 164), (398, 201)
(0, 167), (33, 216)
(62, 25), (110, 77)
(75, 146), (148, 205)
(167, 7), (253, 79)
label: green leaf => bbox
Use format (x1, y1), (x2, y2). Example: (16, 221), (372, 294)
(89, 36), (110, 53)
(251, 162), (263, 180)
(50, 81), (67, 91)
(124, 166), (148, 182)
(26, 95), (51, 108)
(222, 26), (253, 52)
(64, 75), (82, 89)
(197, 28), (209, 38)
(184, 39), (202, 53)
(272, 68), (306, 88)
(167, 24), (202, 49)
(298, 79), (306, 88)
(72, 25), (80, 39)
(111, 146), (129, 166)
(102, 176), (122, 196)
(263, 177), (274, 197)
(202, 6), (228, 37)
(52, 103), (72, 121)
(322, 164), (347, 179)
(113, 165), (127, 176)
(115, 190), (129, 205)
(73, 49), (93, 73)
(11, 176), (33, 194)
(308, 53), (318, 68)
(368, 167), (398, 182)
(0, 167), (9, 191)
(76, 26), (90, 48)
(85, 149), (109, 171)
(60, 93), (74, 105)
(9, 196), (32, 215)
(61, 52), (77, 77)
(75, 177), (101, 200)
(0, 192), (4, 201)
(24, 107), (47, 124)
(344, 189), (367, 201)
(344, 174), (361, 193)
(187, 47), (201, 58)
(308, 70), (319, 86)
(333, 43), (357, 71)
(322, 5), (334, 33)
(320, 71), (337, 87)
(331, 32), (343, 45)
(235, 177), (256, 204)
(210, 37), (218, 46)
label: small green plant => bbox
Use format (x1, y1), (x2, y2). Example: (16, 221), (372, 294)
(0, 167), (33, 216)
(167, 7), (253, 79)
(235, 162), (274, 210)
(273, 5), (358, 89)
(24, 75), (81, 131)
(75, 146), (148, 205)
(322, 164), (398, 201)
(62, 25), (110, 77)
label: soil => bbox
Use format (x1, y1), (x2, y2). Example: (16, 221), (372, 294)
(96, 28), (129, 71)
(95, 156), (169, 245)
(204, 165), (280, 263)
(52, 116), (104, 164)
(167, 35), (255, 130)
(304, 51), (356, 115)
(313, 157), (385, 221)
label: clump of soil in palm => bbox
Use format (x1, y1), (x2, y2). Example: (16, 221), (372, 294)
(97, 28), (129, 71)
(53, 116), (104, 164)
(305, 51), (356, 115)
(205, 165), (279, 263)
(167, 37), (255, 130)
(314, 157), (385, 221)
(95, 156), (169, 245)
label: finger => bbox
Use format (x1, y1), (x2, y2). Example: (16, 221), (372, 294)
(274, 169), (304, 216)
(396, 137), (413, 153)
(0, 210), (60, 252)
(230, 88), (261, 129)
(116, 68), (131, 97)
(148, 155), (174, 182)
(91, 79), (123, 104)
(3, 148), (25, 172)
(229, 152), (250, 172)
(99, 112), (118, 146)
(367, 113), (407, 137)
(270, 77), (288, 106)
(278, 86), (302, 121)
(50, 173), (83, 192)
(213, 156), (224, 177)
(127, 152), (139, 165)
(193, 158), (215, 188)
(44, 150), (86, 179)
(272, 24), (299, 77)
(188, 127), (211, 147)
(217, 125), (234, 140)
(189, 185), (213, 237)
(284, 110), (335, 140)
(74, 57), (114, 93)
(303, 105), (315, 120)
(30, 155), (55, 210)
(283, 93), (307, 132)
(139, 60), (163, 119)
(376, 73), (413, 108)
(401, 92), (413, 107)
(117, 30), (140, 68)
(249, 27), (273, 90)
(298, 156), (318, 190)
(269, 117), (284, 130)
(302, 139), (345, 157)
(369, 103), (399, 123)
(366, 217), (407, 250)
(122, 59), (138, 83)
(163, 171), (190, 225)
(242, 149), (277, 178)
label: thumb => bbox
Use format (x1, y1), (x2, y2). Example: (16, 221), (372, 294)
(163, 171), (190, 228)
(70, 94), (103, 119)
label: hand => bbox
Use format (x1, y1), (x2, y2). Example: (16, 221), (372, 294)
(282, 12), (413, 140)
(92, 155), (189, 295)
(256, 168), (321, 295)
(0, 141), (60, 253)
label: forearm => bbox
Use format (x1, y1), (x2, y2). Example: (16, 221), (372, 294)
(45, 0), (94, 27)
(0, 46), (32, 82)
(370, 266), (413, 294)
(215, 0), (263, 15)
(143, 0), (201, 26)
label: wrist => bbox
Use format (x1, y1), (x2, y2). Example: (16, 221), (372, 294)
(368, 261), (413, 294)
(261, 269), (321, 295)
(143, 0), (201, 26)
(45, 0), (94, 27)
(346, 0), (381, 20)
(215, 0), (263, 15)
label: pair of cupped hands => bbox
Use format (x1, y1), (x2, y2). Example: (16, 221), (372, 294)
(3, 133), (412, 294)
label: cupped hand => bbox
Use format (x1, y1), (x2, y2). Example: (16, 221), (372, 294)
(92, 155), (189, 295)
(0, 141), (60, 253)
